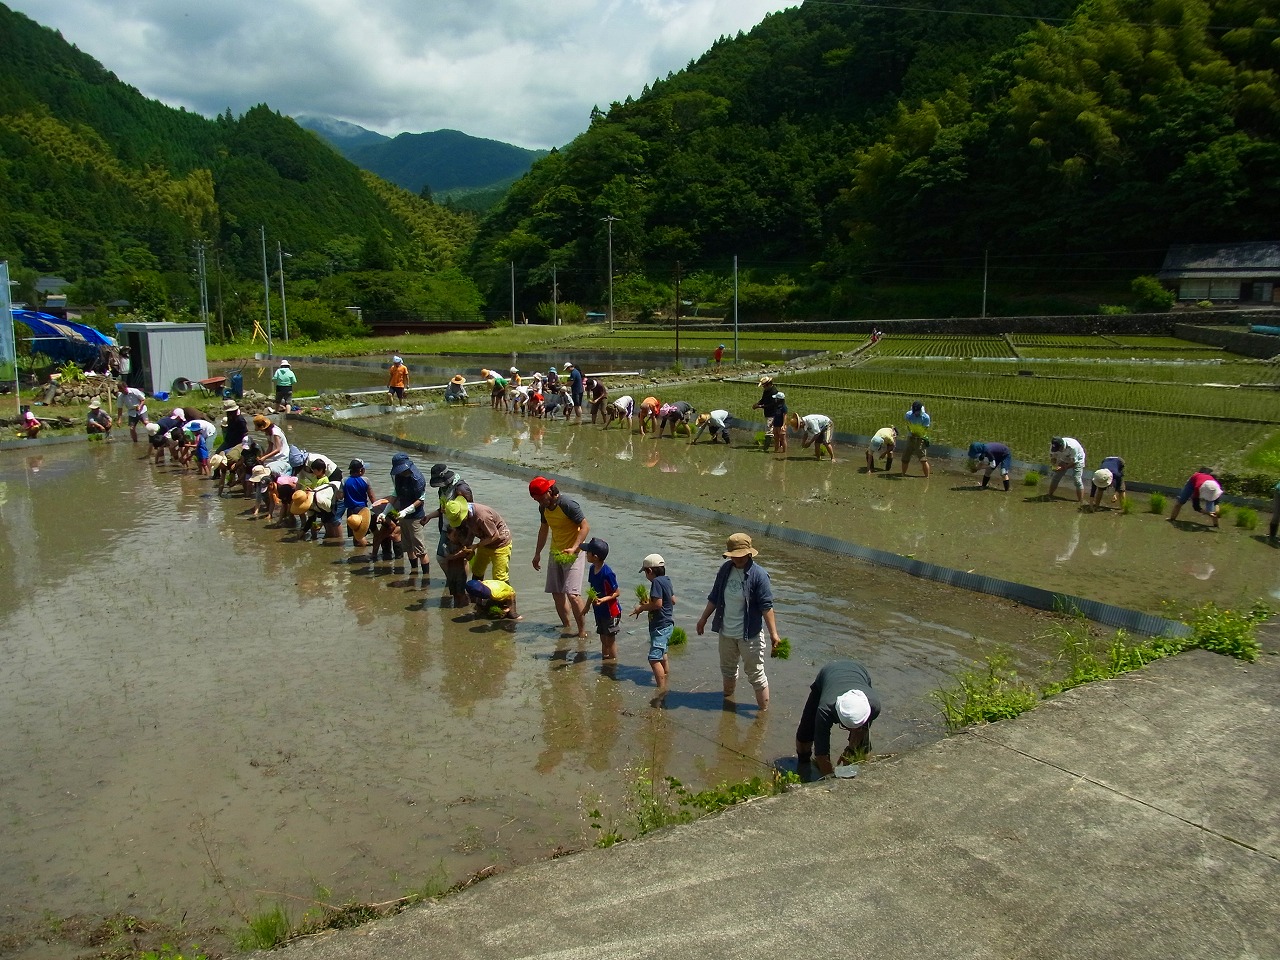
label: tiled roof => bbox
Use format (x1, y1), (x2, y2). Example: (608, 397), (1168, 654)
(1158, 242), (1280, 278)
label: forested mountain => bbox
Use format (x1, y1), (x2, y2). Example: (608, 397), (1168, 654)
(0, 3), (480, 337)
(467, 0), (1280, 319)
(298, 117), (547, 198)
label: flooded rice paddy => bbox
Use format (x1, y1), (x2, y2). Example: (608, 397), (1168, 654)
(2, 429), (1062, 954)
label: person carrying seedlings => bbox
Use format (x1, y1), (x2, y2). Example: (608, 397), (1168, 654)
(387, 356), (410, 402)
(1090, 456), (1127, 509)
(967, 441), (1013, 491)
(695, 532), (783, 712)
(786, 412), (835, 461)
(604, 395), (634, 431)
(692, 410), (732, 445)
(389, 452), (429, 577)
(1168, 470), (1223, 528)
(901, 400), (931, 477)
(752, 376), (786, 453)
(114, 382), (148, 442)
(796, 659), (882, 776)
(632, 553), (675, 695)
(85, 399), (112, 438)
(583, 537), (621, 662)
(465, 578), (520, 620)
(866, 426), (897, 472)
(343, 459), (377, 549)
(271, 360), (297, 409)
(657, 400), (696, 439)
(529, 476), (590, 638)
(1048, 436), (1086, 503)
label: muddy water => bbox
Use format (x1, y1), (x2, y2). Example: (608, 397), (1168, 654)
(0, 434), (1058, 953)
(384, 405), (1280, 616)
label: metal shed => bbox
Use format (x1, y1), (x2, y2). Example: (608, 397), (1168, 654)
(114, 322), (208, 397)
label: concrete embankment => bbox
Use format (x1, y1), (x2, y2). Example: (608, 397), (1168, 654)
(258, 648), (1279, 960)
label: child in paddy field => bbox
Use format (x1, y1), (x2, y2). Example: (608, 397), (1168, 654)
(584, 537), (621, 661)
(465, 578), (520, 620)
(632, 553), (675, 694)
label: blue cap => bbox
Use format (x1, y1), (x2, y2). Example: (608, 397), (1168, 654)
(391, 452), (413, 475)
(465, 579), (492, 601)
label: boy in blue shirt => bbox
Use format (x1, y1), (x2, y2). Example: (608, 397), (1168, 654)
(584, 537), (621, 662)
(632, 553), (675, 694)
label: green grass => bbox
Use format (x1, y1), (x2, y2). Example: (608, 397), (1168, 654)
(235, 905), (291, 951)
(1148, 492), (1167, 514)
(1235, 507), (1259, 530)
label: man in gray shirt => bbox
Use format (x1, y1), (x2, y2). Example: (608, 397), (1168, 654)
(796, 659), (881, 776)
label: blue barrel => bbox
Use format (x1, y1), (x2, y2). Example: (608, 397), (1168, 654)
(1249, 325), (1280, 337)
(230, 372), (244, 398)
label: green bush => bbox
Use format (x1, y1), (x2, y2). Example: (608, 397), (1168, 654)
(1185, 601), (1268, 662)
(1098, 304), (1131, 315)
(1131, 275), (1176, 312)
(932, 653), (1038, 731)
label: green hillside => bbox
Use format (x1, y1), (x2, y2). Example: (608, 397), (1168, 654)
(466, 0), (1280, 319)
(0, 3), (480, 339)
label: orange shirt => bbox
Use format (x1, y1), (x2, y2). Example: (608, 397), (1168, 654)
(388, 363), (409, 389)
(641, 397), (660, 414)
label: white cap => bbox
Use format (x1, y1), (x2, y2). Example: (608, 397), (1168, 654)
(1199, 479), (1222, 502)
(145, 422), (161, 435)
(563, 361), (573, 369)
(392, 356), (403, 364)
(510, 366), (519, 373)
(835, 690), (871, 728)
(639, 553), (665, 571)
(870, 436), (885, 452)
(1093, 468), (1113, 488)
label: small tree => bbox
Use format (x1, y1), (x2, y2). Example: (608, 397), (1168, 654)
(1131, 275), (1175, 312)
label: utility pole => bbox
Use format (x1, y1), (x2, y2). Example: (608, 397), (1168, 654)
(981, 247), (989, 319)
(277, 242), (292, 343)
(510, 261), (516, 326)
(260, 225), (272, 359)
(552, 264), (559, 326)
(733, 255), (740, 363)
(601, 215), (620, 333)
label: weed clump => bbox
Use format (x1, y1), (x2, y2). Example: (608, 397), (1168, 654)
(1148, 492), (1167, 514)
(933, 653), (1038, 731)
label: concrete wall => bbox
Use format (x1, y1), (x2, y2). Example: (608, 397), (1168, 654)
(1173, 323), (1280, 360)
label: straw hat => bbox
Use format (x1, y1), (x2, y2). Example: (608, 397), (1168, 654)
(248, 464), (272, 484)
(758, 375), (773, 386)
(222, 398), (239, 411)
(88, 398), (101, 409)
(347, 508), (371, 541)
(289, 488), (314, 515)
(450, 374), (466, 385)
(722, 532), (759, 558)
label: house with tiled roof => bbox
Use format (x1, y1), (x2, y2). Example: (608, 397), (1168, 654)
(1157, 242), (1280, 303)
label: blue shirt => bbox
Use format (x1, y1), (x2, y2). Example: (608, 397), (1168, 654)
(648, 575), (674, 630)
(587, 564), (620, 618)
(342, 475), (372, 512)
(905, 408), (931, 435)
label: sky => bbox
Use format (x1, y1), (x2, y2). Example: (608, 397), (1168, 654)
(14, 0), (798, 149)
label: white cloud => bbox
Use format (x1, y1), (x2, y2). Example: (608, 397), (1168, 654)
(15, 0), (796, 148)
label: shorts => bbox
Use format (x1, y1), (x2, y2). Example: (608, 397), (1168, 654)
(128, 412), (144, 425)
(389, 387), (406, 401)
(648, 623), (673, 662)
(149, 435), (167, 450)
(593, 607), (621, 636)
(770, 411), (786, 428)
(1056, 461), (1085, 489)
(471, 543), (512, 582)
(571, 389), (584, 409)
(811, 424), (833, 444)
(275, 388), (293, 405)
(905, 434), (929, 459)
(544, 550), (585, 596)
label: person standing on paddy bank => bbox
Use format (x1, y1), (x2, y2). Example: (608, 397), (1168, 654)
(529, 476), (590, 637)
(695, 532), (782, 711)
(272, 360), (297, 409)
(387, 356), (409, 402)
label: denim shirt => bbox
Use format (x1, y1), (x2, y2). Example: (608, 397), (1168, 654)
(706, 559), (773, 638)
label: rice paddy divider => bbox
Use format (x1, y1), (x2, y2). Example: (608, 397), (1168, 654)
(755, 382), (1280, 426)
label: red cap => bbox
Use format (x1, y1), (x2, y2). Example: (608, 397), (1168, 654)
(528, 476), (555, 500)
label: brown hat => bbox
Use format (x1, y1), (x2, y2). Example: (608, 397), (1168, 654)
(723, 532), (759, 558)
(289, 489), (314, 516)
(253, 415), (271, 430)
(450, 374), (466, 384)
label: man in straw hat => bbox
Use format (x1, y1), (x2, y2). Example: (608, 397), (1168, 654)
(85, 398), (113, 438)
(695, 532), (783, 711)
(444, 374), (468, 403)
(752, 376), (785, 453)
(216, 398), (249, 455)
(796, 659), (881, 776)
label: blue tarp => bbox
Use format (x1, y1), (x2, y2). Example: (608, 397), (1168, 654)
(10, 309), (115, 363)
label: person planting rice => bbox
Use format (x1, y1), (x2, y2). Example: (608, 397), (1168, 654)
(181, 418), (217, 473)
(1168, 470), (1223, 528)
(114, 382), (148, 442)
(967, 441), (1013, 491)
(85, 399), (112, 439)
(465, 578), (520, 620)
(529, 476), (590, 638)
(866, 426), (897, 472)
(604, 395), (634, 431)
(638, 396), (661, 436)
(342, 459), (376, 549)
(422, 463), (475, 586)
(752, 377), (786, 453)
(1048, 436), (1086, 503)
(657, 401), (696, 439)
(588, 376), (608, 424)
(253, 415), (290, 476)
(786, 412), (835, 461)
(1090, 456), (1127, 509)
(796, 659), (881, 776)
(901, 400), (931, 477)
(583, 537), (621, 662)
(444, 497), (513, 585)
(692, 410), (732, 445)
(389, 452), (429, 577)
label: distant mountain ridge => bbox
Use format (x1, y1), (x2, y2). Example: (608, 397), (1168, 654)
(296, 115), (547, 195)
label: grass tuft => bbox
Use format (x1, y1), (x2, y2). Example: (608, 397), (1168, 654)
(1148, 492), (1166, 514)
(1235, 507), (1258, 530)
(1022, 471), (1041, 486)
(235, 905), (291, 951)
(670, 626), (687, 646)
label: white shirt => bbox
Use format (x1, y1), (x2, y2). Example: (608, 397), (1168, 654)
(720, 566), (748, 638)
(263, 425), (288, 463)
(1052, 437), (1085, 467)
(799, 414), (832, 438)
(116, 387), (146, 414)
(185, 419), (217, 440)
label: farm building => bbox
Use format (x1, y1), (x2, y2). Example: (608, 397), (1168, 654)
(115, 322), (208, 397)
(1157, 241), (1280, 303)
